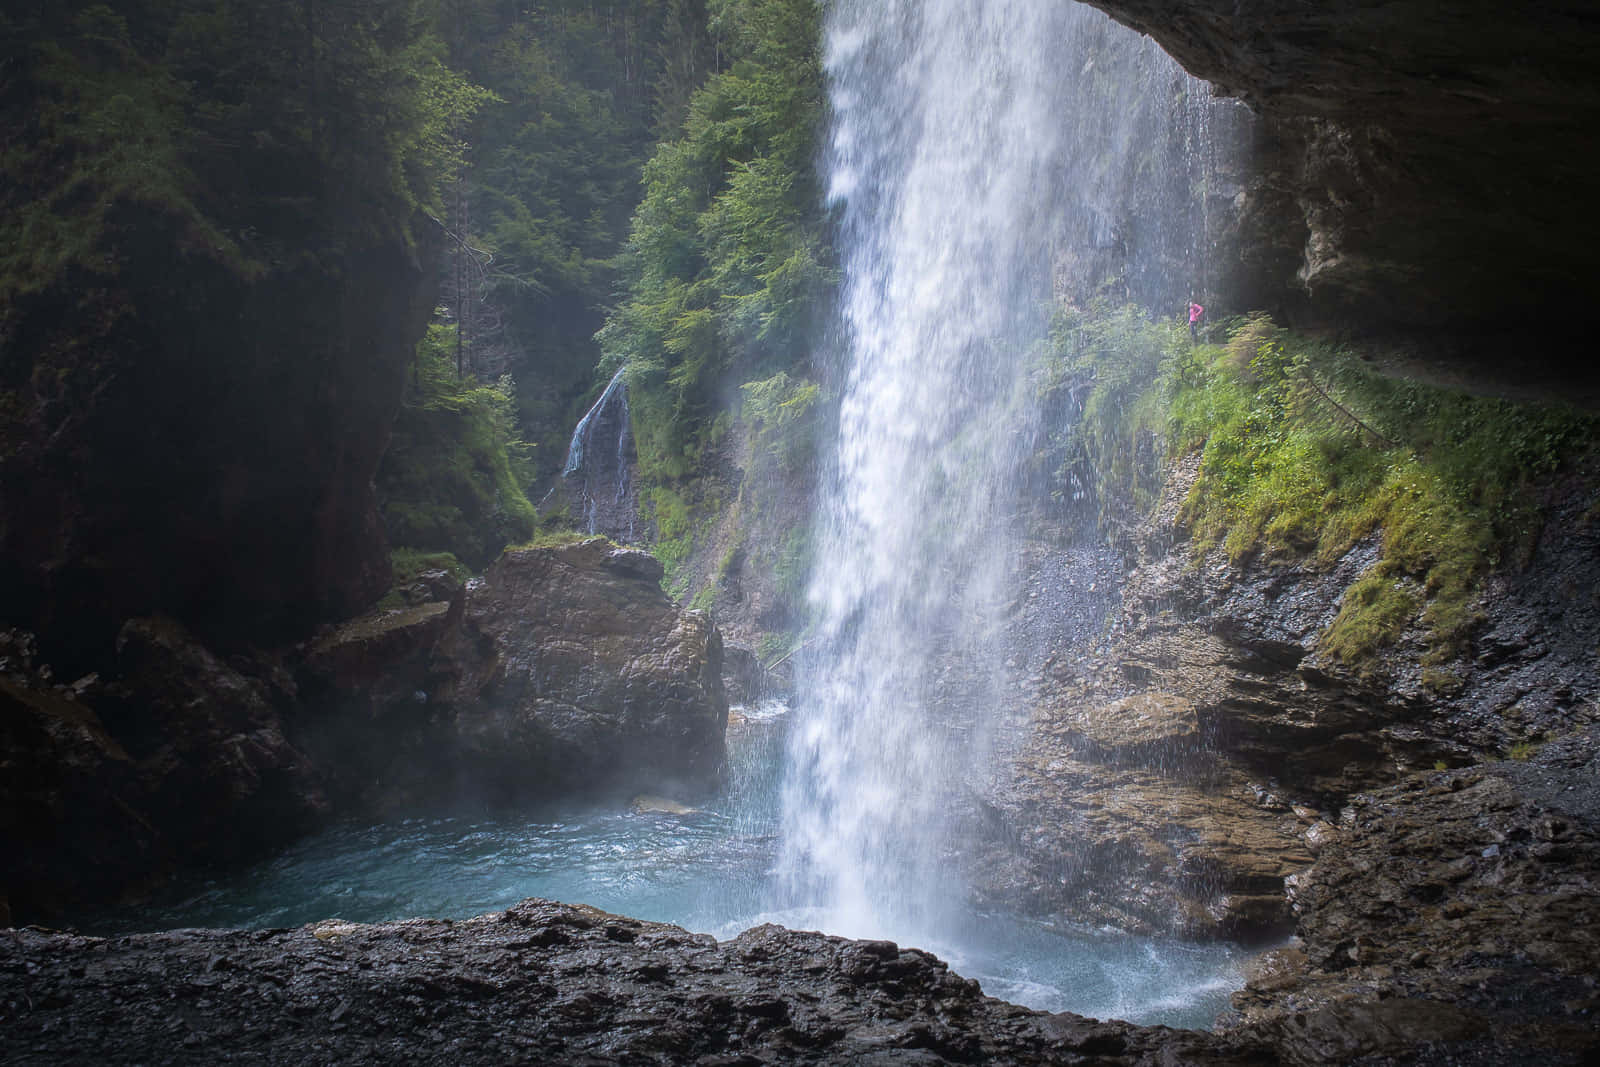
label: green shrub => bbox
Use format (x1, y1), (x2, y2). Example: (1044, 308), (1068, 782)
(1041, 303), (1178, 528)
(377, 322), (536, 570)
(740, 370), (821, 472)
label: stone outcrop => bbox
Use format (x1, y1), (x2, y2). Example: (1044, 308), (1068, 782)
(1079, 0), (1600, 404)
(979, 451), (1600, 938)
(0, 898), (1275, 1066)
(296, 538), (727, 810)
(1223, 728), (1600, 1065)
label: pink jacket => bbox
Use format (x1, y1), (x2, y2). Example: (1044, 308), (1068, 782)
(1188, 303), (1204, 324)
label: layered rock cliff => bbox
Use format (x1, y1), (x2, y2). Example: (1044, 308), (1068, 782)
(975, 449), (1600, 939)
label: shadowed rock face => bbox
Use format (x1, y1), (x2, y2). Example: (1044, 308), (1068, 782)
(1081, 0), (1600, 403)
(0, 208), (437, 672)
(1, 540), (726, 923)
(299, 538), (728, 810)
(0, 619), (328, 921)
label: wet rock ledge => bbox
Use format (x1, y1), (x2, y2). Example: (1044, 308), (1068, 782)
(0, 900), (1271, 1066)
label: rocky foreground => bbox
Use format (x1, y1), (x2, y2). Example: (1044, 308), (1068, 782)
(1, 900), (1270, 1066)
(4, 728), (1596, 1065)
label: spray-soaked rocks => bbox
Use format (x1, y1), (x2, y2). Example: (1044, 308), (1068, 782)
(2, 539), (724, 924)
(0, 898), (1277, 1066)
(1222, 727), (1600, 1065)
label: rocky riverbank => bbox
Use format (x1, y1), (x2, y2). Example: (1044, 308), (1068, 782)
(3, 726), (1594, 1064)
(0, 898), (1276, 1066)
(1, 539), (727, 924)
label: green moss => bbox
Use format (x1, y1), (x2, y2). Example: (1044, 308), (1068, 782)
(644, 485), (694, 594)
(1420, 667), (1466, 696)
(1320, 570), (1420, 666)
(1063, 305), (1598, 669)
(513, 528), (611, 550)
(1168, 317), (1592, 663)
(1507, 740), (1540, 761)
(390, 548), (470, 585)
(373, 549), (469, 610)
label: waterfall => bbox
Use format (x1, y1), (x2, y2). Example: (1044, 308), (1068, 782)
(559, 367), (636, 540)
(774, 1), (1242, 946)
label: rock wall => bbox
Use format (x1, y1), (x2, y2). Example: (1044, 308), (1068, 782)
(1225, 730), (1600, 1064)
(976, 451), (1600, 938)
(1079, 0), (1600, 404)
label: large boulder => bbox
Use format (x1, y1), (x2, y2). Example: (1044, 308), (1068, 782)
(447, 540), (728, 801)
(297, 538), (729, 809)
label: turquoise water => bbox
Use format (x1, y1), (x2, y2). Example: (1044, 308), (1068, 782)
(82, 703), (1246, 1030)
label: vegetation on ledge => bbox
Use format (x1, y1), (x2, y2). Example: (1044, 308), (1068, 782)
(1052, 305), (1600, 667)
(377, 323), (536, 571)
(581, 0), (832, 627)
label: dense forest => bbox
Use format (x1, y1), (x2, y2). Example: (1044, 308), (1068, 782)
(0, 0), (833, 659)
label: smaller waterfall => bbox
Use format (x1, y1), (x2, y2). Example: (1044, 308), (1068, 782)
(559, 367), (636, 540)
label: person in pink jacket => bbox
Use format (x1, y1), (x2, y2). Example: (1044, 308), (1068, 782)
(1187, 300), (1205, 341)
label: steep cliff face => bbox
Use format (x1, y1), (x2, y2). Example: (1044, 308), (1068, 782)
(977, 449), (1600, 938)
(1082, 0), (1600, 402)
(0, 211), (436, 666)
(0, 8), (450, 668)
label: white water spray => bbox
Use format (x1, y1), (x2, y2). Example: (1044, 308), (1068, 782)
(775, 0), (1241, 948)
